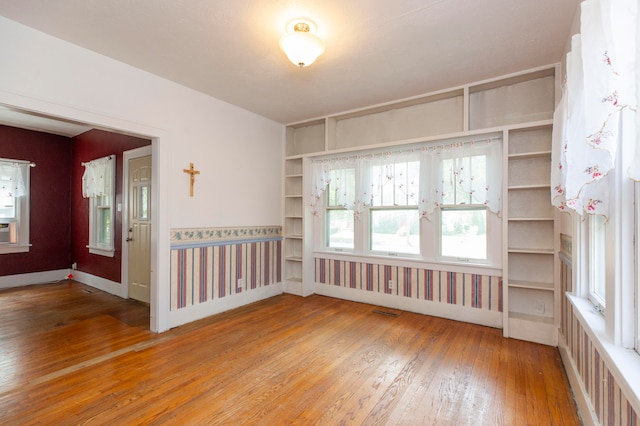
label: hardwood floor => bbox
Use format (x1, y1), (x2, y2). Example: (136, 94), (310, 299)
(0, 281), (580, 425)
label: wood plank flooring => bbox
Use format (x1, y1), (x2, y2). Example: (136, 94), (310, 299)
(0, 281), (580, 425)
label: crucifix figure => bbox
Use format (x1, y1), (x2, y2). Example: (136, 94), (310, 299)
(183, 162), (200, 197)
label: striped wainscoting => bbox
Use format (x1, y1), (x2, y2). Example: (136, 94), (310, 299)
(170, 226), (282, 311)
(559, 234), (639, 426)
(564, 303), (638, 425)
(315, 257), (502, 313)
(560, 239), (573, 340)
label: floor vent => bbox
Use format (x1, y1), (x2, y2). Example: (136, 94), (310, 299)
(372, 309), (399, 317)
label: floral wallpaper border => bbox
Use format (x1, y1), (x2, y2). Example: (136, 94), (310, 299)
(171, 226), (282, 244)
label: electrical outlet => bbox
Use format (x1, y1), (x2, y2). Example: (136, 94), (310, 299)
(534, 300), (545, 315)
(388, 280), (395, 291)
(71, 262), (77, 270)
(237, 278), (244, 292)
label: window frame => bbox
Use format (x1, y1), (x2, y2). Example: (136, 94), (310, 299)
(438, 205), (489, 263)
(314, 139), (502, 270)
(631, 181), (640, 355)
(0, 158), (30, 254)
(587, 213), (606, 312)
(325, 205), (354, 251)
(86, 157), (116, 257)
(367, 205), (420, 257)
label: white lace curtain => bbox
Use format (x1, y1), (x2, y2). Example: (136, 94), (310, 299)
(309, 138), (502, 219)
(551, 0), (638, 218)
(82, 155), (115, 198)
(421, 139), (502, 218)
(0, 160), (29, 197)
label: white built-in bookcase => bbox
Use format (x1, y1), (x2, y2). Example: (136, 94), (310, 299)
(283, 65), (559, 345)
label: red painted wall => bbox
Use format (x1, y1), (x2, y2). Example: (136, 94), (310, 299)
(71, 130), (150, 283)
(0, 125), (73, 276)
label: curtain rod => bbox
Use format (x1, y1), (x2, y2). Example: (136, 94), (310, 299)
(312, 136), (501, 163)
(81, 154), (113, 167)
(0, 158), (36, 167)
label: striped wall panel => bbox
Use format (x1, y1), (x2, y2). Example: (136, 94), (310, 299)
(170, 227), (282, 311)
(564, 303), (638, 425)
(315, 258), (502, 313)
(560, 255), (573, 340)
(559, 236), (638, 426)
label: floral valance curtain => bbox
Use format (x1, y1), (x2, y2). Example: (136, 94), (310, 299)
(309, 137), (502, 219)
(82, 155), (115, 198)
(0, 160), (29, 198)
(420, 139), (502, 218)
(551, 0), (638, 218)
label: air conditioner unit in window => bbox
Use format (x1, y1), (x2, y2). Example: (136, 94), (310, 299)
(0, 222), (16, 244)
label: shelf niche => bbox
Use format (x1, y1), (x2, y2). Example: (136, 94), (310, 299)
(328, 90), (464, 151)
(469, 69), (555, 130)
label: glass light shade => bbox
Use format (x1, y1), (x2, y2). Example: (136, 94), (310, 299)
(279, 31), (325, 68)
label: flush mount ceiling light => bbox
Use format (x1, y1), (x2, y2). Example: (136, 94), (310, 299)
(279, 18), (325, 68)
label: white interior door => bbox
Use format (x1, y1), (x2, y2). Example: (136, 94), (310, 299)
(127, 155), (152, 303)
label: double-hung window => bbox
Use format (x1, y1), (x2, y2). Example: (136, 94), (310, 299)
(82, 155), (116, 257)
(325, 166), (355, 250)
(439, 153), (489, 261)
(0, 158), (30, 254)
(367, 155), (420, 255)
(314, 137), (502, 267)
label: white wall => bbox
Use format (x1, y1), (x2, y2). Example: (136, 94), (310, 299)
(0, 16), (284, 331)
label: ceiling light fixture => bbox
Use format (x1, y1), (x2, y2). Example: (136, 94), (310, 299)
(279, 18), (325, 68)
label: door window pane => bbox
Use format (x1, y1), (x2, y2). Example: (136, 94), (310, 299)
(139, 185), (149, 220)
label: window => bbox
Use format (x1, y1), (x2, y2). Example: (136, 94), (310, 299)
(313, 137), (502, 266)
(0, 158), (30, 254)
(325, 166), (355, 250)
(82, 155), (115, 257)
(440, 207), (487, 260)
(368, 157), (420, 255)
(438, 152), (490, 261)
(588, 214), (606, 311)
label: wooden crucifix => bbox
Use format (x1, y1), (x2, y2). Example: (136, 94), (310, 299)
(183, 162), (200, 197)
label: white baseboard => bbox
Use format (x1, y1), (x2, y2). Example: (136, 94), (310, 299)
(558, 334), (597, 426)
(169, 283), (283, 329)
(314, 283), (503, 328)
(0, 269), (70, 289)
(70, 270), (126, 298)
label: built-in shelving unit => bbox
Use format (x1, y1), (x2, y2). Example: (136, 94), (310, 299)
(505, 125), (558, 345)
(283, 158), (304, 292)
(283, 64), (560, 345)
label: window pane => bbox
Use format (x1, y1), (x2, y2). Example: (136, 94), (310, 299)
(139, 185), (149, 220)
(371, 160), (420, 207)
(442, 155), (487, 205)
(441, 208), (487, 260)
(589, 215), (606, 307)
(327, 168), (355, 208)
(326, 209), (354, 249)
(97, 207), (111, 245)
(370, 209), (419, 254)
(0, 196), (15, 219)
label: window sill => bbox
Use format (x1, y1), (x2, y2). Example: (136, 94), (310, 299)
(0, 244), (30, 254)
(313, 250), (502, 276)
(568, 294), (640, 410)
(87, 246), (115, 257)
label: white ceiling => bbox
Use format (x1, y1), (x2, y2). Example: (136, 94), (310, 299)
(0, 0), (579, 128)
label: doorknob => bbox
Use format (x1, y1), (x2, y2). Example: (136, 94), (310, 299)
(126, 227), (133, 242)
